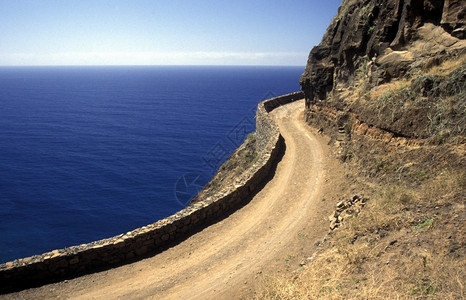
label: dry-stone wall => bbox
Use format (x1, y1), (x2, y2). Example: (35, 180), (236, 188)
(0, 91), (304, 292)
(256, 92), (304, 152)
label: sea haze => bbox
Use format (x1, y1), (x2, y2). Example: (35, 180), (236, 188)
(0, 65), (303, 263)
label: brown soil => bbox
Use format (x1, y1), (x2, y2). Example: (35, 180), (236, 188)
(1, 100), (353, 300)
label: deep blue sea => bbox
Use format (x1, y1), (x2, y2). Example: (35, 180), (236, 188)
(0, 65), (303, 263)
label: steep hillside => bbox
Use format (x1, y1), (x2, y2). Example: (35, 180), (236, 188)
(260, 0), (465, 298)
(301, 0), (465, 141)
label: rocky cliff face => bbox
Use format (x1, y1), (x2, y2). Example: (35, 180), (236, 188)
(300, 0), (465, 140)
(281, 3), (466, 298)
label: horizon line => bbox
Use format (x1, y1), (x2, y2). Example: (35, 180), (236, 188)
(0, 64), (306, 68)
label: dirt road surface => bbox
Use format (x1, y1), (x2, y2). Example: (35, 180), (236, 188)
(3, 100), (345, 299)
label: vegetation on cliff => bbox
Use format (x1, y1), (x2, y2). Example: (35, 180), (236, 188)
(191, 133), (258, 203)
(259, 0), (465, 298)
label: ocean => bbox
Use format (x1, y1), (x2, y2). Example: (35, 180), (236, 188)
(0, 65), (303, 263)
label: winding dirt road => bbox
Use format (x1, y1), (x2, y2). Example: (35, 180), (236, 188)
(3, 100), (341, 299)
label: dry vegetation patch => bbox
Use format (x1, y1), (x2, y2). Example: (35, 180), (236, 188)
(191, 133), (258, 203)
(351, 52), (465, 141)
(257, 168), (465, 299)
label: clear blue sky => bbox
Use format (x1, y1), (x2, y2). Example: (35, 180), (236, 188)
(0, 0), (342, 66)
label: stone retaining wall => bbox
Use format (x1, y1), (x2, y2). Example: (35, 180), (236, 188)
(0, 91), (304, 292)
(256, 92), (304, 152)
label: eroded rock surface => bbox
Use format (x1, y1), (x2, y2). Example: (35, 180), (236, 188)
(300, 0), (465, 140)
(300, 0), (465, 102)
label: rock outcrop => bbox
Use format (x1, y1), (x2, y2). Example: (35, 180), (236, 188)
(300, 0), (465, 142)
(328, 195), (368, 230)
(301, 0), (465, 106)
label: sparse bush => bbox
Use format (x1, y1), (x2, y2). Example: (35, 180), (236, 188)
(339, 149), (354, 162)
(246, 132), (256, 144)
(355, 56), (370, 83)
(414, 217), (435, 231)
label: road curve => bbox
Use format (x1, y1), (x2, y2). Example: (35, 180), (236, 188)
(3, 100), (332, 300)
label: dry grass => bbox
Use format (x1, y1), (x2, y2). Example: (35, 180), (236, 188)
(367, 52), (466, 101)
(256, 169), (465, 299)
(258, 247), (465, 299)
(425, 53), (466, 77)
(347, 53), (465, 142)
(368, 80), (411, 102)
